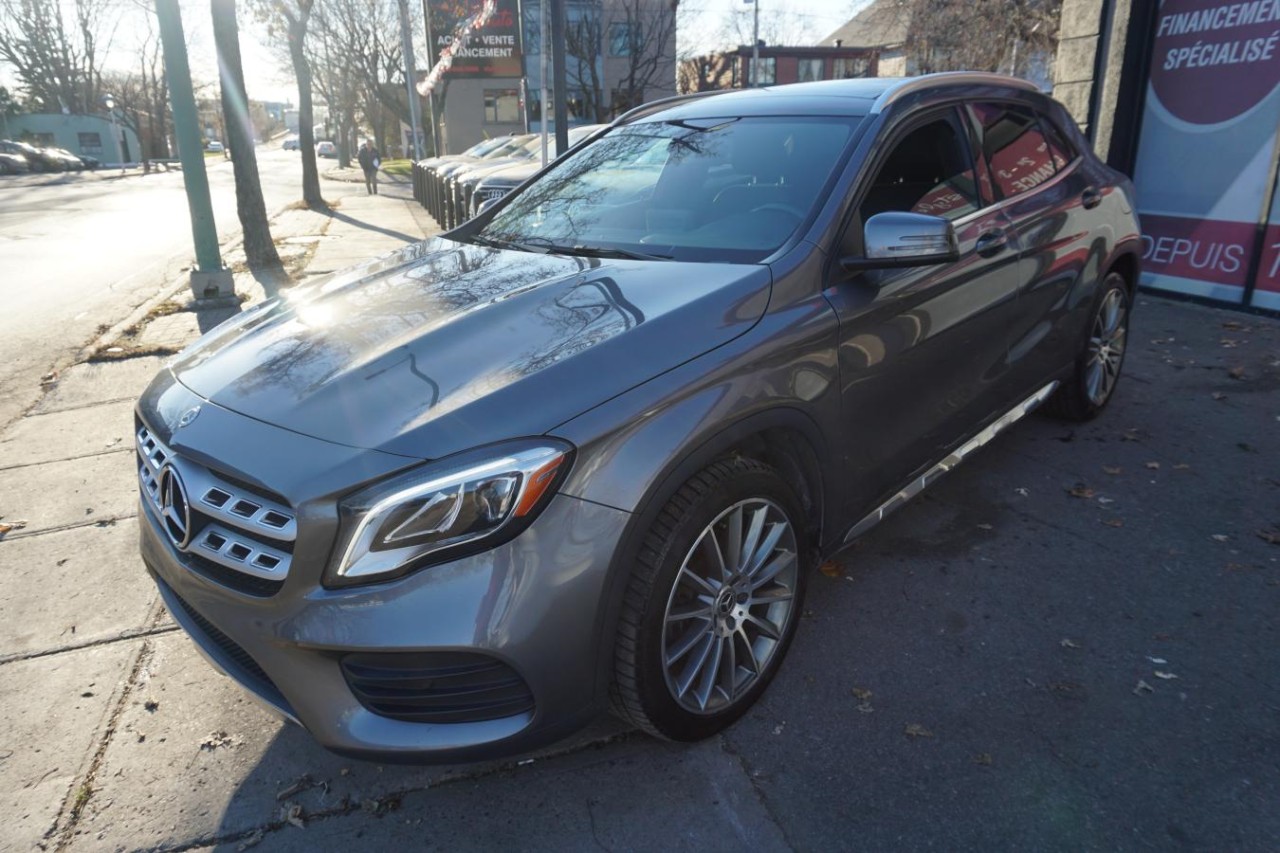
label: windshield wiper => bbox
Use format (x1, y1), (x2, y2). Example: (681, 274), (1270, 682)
(468, 234), (552, 254)
(545, 244), (672, 262)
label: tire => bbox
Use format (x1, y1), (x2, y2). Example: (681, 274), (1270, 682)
(1044, 271), (1130, 421)
(611, 456), (811, 741)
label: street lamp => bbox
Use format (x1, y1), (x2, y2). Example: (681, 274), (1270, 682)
(102, 93), (123, 168)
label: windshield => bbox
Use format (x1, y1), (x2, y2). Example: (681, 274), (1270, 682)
(465, 137), (510, 157)
(475, 116), (860, 263)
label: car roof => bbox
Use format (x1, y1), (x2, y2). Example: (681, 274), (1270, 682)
(618, 72), (1040, 124)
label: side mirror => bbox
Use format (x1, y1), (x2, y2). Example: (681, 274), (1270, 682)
(841, 211), (959, 272)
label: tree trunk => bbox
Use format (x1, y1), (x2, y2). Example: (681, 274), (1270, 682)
(288, 17), (323, 207)
(212, 0), (281, 269)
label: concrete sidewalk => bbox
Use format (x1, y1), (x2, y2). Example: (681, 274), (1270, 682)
(2, 194), (1278, 851)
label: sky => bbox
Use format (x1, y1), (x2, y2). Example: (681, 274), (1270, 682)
(2, 0), (869, 110)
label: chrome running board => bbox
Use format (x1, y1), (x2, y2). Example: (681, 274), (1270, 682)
(842, 381), (1059, 544)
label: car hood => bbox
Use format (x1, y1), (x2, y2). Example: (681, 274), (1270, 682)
(481, 162), (540, 186)
(169, 237), (771, 460)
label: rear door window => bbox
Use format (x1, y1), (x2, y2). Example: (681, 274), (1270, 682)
(968, 102), (1059, 199)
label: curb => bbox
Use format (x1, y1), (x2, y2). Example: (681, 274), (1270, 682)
(74, 198), (299, 363)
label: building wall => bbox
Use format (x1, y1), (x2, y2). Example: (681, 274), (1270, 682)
(434, 0), (678, 153)
(679, 47), (880, 93)
(7, 113), (141, 163)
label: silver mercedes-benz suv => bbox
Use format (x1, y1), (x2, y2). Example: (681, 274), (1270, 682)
(136, 73), (1141, 762)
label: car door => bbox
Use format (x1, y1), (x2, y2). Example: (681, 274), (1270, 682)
(823, 106), (1022, 519)
(966, 101), (1098, 396)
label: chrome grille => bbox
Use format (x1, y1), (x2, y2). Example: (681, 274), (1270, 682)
(137, 425), (294, 590)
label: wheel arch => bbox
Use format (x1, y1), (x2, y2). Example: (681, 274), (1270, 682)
(579, 405), (836, 707)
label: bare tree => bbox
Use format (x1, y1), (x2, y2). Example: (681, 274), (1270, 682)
(213, 0), (282, 270)
(898, 0), (1060, 76)
(607, 0), (679, 115)
(0, 0), (117, 114)
(253, 0), (322, 206)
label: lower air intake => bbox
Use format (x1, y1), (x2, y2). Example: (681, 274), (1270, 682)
(340, 651), (535, 724)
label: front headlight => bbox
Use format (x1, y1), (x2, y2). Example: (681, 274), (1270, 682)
(328, 439), (574, 587)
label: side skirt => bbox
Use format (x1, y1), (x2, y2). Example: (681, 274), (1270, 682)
(840, 380), (1060, 546)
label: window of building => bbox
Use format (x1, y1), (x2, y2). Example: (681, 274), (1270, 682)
(969, 102), (1057, 199)
(484, 89), (521, 124)
(528, 90), (591, 124)
(78, 132), (103, 155)
(749, 56), (776, 85)
(797, 58), (823, 83)
(608, 22), (637, 56)
(859, 116), (979, 223)
(832, 56), (870, 79)
(28, 132), (55, 147)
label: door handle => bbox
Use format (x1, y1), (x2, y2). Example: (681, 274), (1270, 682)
(975, 229), (1007, 256)
(1081, 187), (1103, 209)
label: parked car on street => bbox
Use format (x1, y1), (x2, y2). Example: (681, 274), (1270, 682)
(77, 154), (101, 170)
(0, 152), (30, 174)
(282, 135), (300, 151)
(316, 140), (336, 158)
(0, 140), (64, 172)
(424, 135), (532, 226)
(465, 124), (608, 220)
(207, 140), (225, 153)
(48, 148), (86, 170)
(136, 73), (1140, 763)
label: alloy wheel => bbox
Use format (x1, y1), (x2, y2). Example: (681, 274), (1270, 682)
(660, 498), (799, 715)
(1086, 287), (1128, 406)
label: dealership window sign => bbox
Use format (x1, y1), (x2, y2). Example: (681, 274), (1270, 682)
(1133, 0), (1280, 309)
(424, 0), (524, 81)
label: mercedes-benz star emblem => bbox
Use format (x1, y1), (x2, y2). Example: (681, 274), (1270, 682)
(177, 406), (201, 428)
(158, 464), (193, 549)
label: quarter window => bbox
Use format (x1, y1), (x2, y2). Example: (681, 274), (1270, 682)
(1037, 112), (1078, 170)
(969, 102), (1058, 199)
(858, 116), (979, 223)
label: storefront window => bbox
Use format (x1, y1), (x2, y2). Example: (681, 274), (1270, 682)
(484, 89), (521, 124)
(78, 132), (103, 155)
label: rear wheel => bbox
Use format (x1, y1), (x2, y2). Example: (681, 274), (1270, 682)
(611, 456), (810, 741)
(1045, 271), (1130, 421)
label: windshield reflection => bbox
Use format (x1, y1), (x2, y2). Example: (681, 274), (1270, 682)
(477, 116), (860, 264)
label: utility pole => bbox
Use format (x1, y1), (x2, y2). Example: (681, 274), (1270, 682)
(751, 0), (760, 87)
(155, 0), (232, 300)
(539, 0), (549, 166)
(422, 0), (441, 156)
(550, 0), (568, 156)
(397, 0), (424, 160)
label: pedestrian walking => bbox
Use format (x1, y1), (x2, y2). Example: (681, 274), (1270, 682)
(357, 139), (381, 195)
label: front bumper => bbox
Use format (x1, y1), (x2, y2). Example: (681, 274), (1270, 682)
(136, 381), (631, 763)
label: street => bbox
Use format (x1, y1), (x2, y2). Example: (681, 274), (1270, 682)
(0, 145), (337, 428)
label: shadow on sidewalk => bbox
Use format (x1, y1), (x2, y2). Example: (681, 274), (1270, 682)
(326, 206), (420, 244)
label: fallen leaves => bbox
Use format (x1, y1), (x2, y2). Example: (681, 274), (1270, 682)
(198, 730), (240, 751)
(1132, 680), (1154, 696)
(0, 519), (28, 537)
(1212, 392), (1228, 401)
(1059, 638), (1081, 649)
(1145, 461), (1160, 470)
(1227, 366), (1246, 380)
(1153, 671), (1179, 680)
(973, 753), (993, 766)
(904, 723), (934, 739)
(1102, 518), (1124, 528)
(1066, 484), (1095, 499)
(1257, 529), (1280, 546)
(1211, 534), (1230, 542)
(819, 561), (842, 578)
(850, 686), (873, 701)
(1102, 465), (1122, 475)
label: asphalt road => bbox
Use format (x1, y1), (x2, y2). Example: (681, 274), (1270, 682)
(0, 145), (337, 428)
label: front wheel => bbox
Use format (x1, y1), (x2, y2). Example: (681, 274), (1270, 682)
(1045, 271), (1130, 421)
(611, 456), (810, 741)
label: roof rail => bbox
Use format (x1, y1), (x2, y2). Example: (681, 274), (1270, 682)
(613, 90), (727, 125)
(869, 72), (1040, 115)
